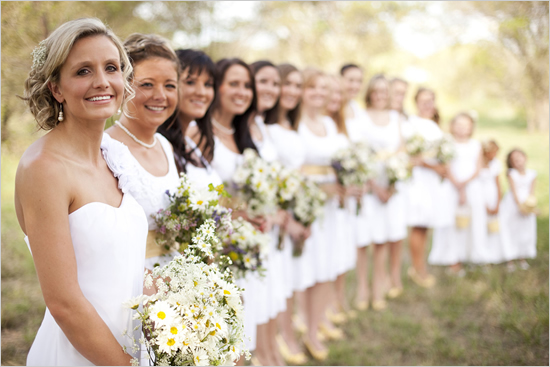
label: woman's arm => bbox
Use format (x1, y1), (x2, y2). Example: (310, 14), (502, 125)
(506, 172), (522, 209)
(16, 159), (132, 366)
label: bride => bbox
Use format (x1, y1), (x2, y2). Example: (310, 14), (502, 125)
(15, 18), (146, 365)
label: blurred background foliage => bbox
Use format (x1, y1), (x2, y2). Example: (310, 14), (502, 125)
(1, 1), (548, 149)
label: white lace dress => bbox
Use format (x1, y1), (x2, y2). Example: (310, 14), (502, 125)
(479, 159), (506, 263)
(344, 100), (372, 249)
(402, 115), (446, 228)
(26, 135), (147, 366)
(363, 110), (407, 244)
(298, 116), (350, 283)
(267, 123), (308, 295)
(429, 139), (489, 265)
(102, 132), (181, 271)
(499, 168), (537, 260)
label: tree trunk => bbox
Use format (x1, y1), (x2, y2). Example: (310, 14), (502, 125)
(534, 96), (549, 131)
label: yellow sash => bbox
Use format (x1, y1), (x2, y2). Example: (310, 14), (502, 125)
(146, 230), (176, 259)
(300, 165), (335, 177)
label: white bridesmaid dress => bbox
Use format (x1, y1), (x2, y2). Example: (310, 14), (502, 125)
(298, 116), (349, 283)
(103, 132), (181, 271)
(402, 115), (447, 228)
(429, 139), (488, 265)
(344, 100), (372, 249)
(183, 136), (223, 189)
(499, 168), (537, 260)
(26, 135), (148, 366)
(363, 110), (407, 244)
(479, 159), (506, 263)
(267, 122), (308, 295)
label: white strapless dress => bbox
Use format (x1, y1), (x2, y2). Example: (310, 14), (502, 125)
(26, 175), (148, 364)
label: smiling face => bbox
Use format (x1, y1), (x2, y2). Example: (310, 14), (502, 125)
(218, 64), (254, 116)
(280, 70), (303, 111)
(302, 75), (329, 111)
(255, 66), (281, 113)
(389, 80), (408, 111)
(416, 90), (436, 119)
(126, 57), (178, 128)
(451, 115), (474, 140)
(369, 78), (389, 110)
(179, 67), (215, 121)
(510, 150), (527, 171)
(50, 35), (124, 124)
(341, 67), (363, 100)
(326, 78), (343, 114)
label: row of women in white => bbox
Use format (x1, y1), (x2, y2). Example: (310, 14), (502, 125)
(15, 18), (537, 366)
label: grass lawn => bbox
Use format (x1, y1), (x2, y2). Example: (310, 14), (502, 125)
(1, 125), (548, 365)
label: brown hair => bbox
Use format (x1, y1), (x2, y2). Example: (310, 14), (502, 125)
(22, 18), (134, 131)
(414, 87), (440, 124)
(482, 139), (499, 154)
(276, 63), (302, 130)
(324, 75), (348, 136)
(506, 148), (526, 170)
(364, 73), (388, 109)
(123, 33), (180, 78)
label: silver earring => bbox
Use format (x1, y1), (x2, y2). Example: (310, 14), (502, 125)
(58, 104), (64, 122)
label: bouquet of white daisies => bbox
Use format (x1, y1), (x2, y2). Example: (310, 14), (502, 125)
(405, 133), (427, 157)
(291, 178), (327, 256)
(153, 174), (232, 262)
(232, 149), (279, 218)
(124, 221), (249, 366)
(331, 141), (375, 214)
(435, 134), (456, 164)
(221, 217), (270, 279)
(385, 151), (411, 187)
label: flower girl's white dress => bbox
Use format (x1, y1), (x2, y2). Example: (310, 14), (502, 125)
(26, 134), (148, 366)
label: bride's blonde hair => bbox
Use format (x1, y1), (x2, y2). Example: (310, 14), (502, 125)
(22, 18), (134, 131)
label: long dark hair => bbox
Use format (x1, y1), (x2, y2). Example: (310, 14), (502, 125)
(212, 58), (257, 154)
(158, 49), (216, 172)
(250, 60), (281, 126)
(276, 63), (302, 129)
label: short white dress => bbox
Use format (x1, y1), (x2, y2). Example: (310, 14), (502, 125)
(251, 115), (287, 324)
(363, 110), (407, 244)
(429, 139), (488, 265)
(402, 115), (447, 228)
(479, 159), (506, 263)
(499, 168), (537, 260)
(298, 116), (349, 283)
(345, 100), (372, 248)
(267, 122), (308, 295)
(26, 135), (148, 366)
(103, 132), (181, 271)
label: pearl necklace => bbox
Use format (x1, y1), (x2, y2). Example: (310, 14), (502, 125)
(212, 118), (235, 135)
(114, 120), (157, 149)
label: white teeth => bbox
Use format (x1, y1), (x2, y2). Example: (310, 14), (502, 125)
(146, 106), (165, 111)
(87, 96), (111, 101)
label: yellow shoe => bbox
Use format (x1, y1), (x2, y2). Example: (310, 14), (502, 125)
(326, 309), (347, 325)
(276, 334), (307, 365)
(354, 300), (369, 311)
(387, 287), (403, 299)
(316, 330), (326, 343)
(372, 299), (387, 311)
(251, 356), (262, 366)
(347, 309), (358, 319)
(303, 335), (328, 361)
(408, 267), (436, 288)
(292, 314), (308, 334)
(319, 322), (344, 340)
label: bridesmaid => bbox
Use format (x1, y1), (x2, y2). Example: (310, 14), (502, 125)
(208, 58), (263, 362)
(363, 74), (407, 310)
(388, 77), (409, 118)
(429, 112), (487, 273)
(399, 86), (447, 287)
(249, 60), (286, 366)
(324, 74), (358, 322)
(297, 68), (347, 361)
(157, 49), (222, 188)
(340, 63), (372, 311)
(16, 18), (146, 365)
(104, 33), (181, 271)
(267, 63), (309, 365)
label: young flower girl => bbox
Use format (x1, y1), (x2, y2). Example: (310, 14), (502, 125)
(499, 148), (538, 271)
(429, 112), (488, 274)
